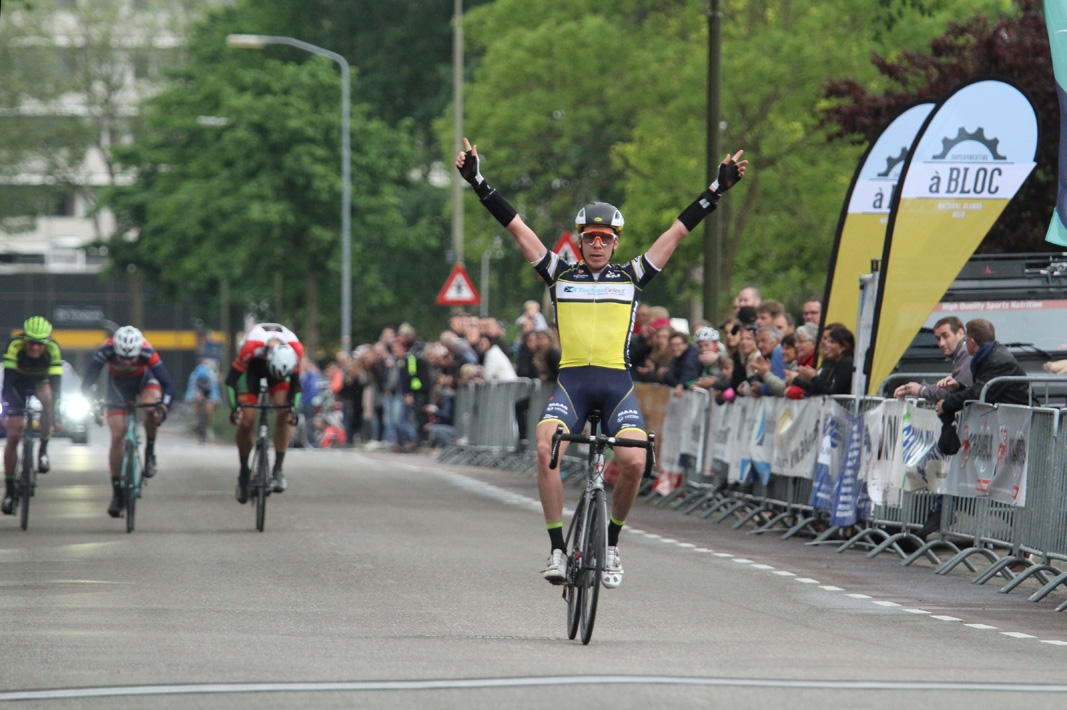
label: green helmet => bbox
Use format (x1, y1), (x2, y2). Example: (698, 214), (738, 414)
(23, 316), (52, 342)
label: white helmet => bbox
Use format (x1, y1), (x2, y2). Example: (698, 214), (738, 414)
(113, 326), (144, 358)
(694, 326), (720, 343)
(267, 342), (298, 380)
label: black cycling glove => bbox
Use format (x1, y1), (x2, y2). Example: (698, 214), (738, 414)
(457, 149), (517, 228)
(712, 157), (742, 194)
(677, 157), (744, 231)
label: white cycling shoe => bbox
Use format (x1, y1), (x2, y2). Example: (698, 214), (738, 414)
(542, 548), (567, 585)
(602, 545), (623, 589)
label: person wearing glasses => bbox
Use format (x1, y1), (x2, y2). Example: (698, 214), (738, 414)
(82, 325), (174, 518)
(456, 137), (747, 588)
(1, 317), (63, 515)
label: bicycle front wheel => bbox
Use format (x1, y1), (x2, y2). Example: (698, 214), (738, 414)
(564, 496), (587, 641)
(19, 438), (33, 531)
(253, 440), (269, 532)
(579, 489), (607, 645)
(124, 440), (138, 533)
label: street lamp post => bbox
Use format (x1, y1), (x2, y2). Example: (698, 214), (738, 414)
(226, 34), (353, 354)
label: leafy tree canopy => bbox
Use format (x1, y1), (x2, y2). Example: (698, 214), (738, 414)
(448, 0), (1017, 320)
(99, 8), (449, 351)
(820, 0), (1050, 253)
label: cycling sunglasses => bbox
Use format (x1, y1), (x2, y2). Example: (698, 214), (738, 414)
(579, 230), (617, 247)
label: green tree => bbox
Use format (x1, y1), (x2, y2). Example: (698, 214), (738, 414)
(100, 14), (447, 353)
(820, 0), (1053, 253)
(0, 0), (209, 233)
(449, 0), (1015, 321)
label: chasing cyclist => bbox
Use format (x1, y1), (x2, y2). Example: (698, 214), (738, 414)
(225, 323), (303, 503)
(82, 326), (175, 518)
(1, 317), (62, 515)
(186, 357), (221, 442)
(457, 138), (746, 588)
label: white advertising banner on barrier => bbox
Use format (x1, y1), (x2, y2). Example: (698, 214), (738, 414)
(811, 398), (850, 511)
(987, 404), (1031, 506)
(941, 402), (997, 498)
(712, 399), (742, 483)
(741, 398), (775, 486)
(864, 399), (904, 505)
(727, 398), (750, 484)
(896, 403), (943, 492)
(652, 392), (686, 495)
(771, 398), (821, 479)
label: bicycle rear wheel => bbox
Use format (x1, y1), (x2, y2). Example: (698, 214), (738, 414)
(253, 439), (269, 532)
(18, 437), (33, 531)
(579, 489), (607, 645)
(564, 496), (587, 641)
(124, 440), (138, 533)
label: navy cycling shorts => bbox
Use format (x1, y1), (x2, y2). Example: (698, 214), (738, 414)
(539, 366), (645, 437)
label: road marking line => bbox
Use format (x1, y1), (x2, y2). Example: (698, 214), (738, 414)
(7, 676), (1067, 701)
(426, 465), (1059, 648)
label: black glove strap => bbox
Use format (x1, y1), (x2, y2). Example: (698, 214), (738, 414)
(677, 190), (720, 231)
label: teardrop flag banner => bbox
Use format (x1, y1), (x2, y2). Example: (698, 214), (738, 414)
(822, 102), (934, 336)
(1044, 0), (1067, 246)
(867, 79), (1038, 394)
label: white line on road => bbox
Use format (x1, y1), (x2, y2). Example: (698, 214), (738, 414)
(6, 676), (1067, 701)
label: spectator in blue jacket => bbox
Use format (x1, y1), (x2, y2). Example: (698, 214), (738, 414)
(748, 326), (787, 396)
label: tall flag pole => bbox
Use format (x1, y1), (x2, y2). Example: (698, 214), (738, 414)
(1044, 0), (1067, 246)
(867, 79), (1038, 394)
(821, 103), (934, 337)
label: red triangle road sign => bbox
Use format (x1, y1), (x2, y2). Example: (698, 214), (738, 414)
(553, 231), (580, 264)
(436, 263), (481, 306)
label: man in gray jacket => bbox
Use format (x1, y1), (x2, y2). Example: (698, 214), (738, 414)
(893, 315), (970, 541)
(893, 316), (972, 401)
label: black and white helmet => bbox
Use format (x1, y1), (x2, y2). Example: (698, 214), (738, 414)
(267, 342), (298, 380)
(575, 202), (624, 235)
(113, 326), (143, 359)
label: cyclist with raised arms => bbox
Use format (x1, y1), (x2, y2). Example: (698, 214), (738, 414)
(1, 317), (62, 515)
(225, 323), (303, 503)
(82, 326), (175, 518)
(457, 138), (746, 588)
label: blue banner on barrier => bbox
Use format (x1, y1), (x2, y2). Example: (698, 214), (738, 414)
(811, 400), (847, 511)
(831, 411), (865, 527)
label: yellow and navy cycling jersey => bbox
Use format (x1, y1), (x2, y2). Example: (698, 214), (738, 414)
(533, 251), (659, 370)
(3, 334), (63, 378)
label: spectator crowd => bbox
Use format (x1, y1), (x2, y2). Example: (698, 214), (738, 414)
(292, 285), (860, 453)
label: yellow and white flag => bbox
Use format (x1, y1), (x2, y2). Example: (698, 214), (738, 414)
(867, 79), (1038, 394)
(823, 103), (933, 335)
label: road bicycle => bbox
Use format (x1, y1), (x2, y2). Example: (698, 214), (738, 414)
(549, 410), (656, 644)
(7, 400), (42, 531)
(97, 401), (161, 533)
(240, 381), (293, 532)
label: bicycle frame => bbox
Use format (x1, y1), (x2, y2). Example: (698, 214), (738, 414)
(98, 401), (158, 533)
(9, 406), (39, 531)
(549, 412), (656, 644)
(242, 381), (291, 532)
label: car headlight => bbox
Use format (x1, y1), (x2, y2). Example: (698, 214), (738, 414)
(65, 394), (92, 419)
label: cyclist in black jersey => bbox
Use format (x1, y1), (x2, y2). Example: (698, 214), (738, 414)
(2, 317), (62, 515)
(457, 137), (746, 588)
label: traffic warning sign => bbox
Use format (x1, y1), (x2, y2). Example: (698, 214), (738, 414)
(436, 263), (481, 306)
(553, 231), (580, 264)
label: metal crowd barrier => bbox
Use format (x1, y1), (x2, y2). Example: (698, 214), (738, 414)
(438, 377), (1067, 612)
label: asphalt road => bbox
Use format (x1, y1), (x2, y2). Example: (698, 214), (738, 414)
(2, 431), (1067, 709)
